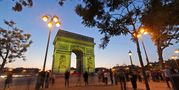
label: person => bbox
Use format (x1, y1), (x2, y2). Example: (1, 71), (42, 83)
(48, 70), (55, 86)
(76, 72), (81, 86)
(97, 70), (102, 84)
(4, 72), (13, 90)
(114, 71), (118, 85)
(35, 71), (45, 90)
(109, 69), (114, 85)
(130, 71), (138, 90)
(51, 74), (55, 85)
(64, 71), (70, 87)
(103, 71), (108, 85)
(163, 66), (171, 88)
(137, 72), (142, 82)
(83, 71), (89, 86)
(26, 75), (33, 90)
(118, 69), (126, 90)
(45, 72), (50, 88)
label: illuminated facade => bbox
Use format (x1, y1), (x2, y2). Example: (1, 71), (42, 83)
(52, 30), (95, 73)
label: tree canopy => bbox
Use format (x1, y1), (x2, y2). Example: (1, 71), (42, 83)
(142, 0), (179, 65)
(0, 20), (32, 74)
(11, 0), (33, 12)
(9, 0), (65, 12)
(74, 0), (146, 48)
(142, 0), (179, 48)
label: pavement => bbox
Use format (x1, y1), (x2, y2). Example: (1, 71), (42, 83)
(0, 76), (173, 90)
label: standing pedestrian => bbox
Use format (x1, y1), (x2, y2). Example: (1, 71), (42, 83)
(97, 70), (102, 84)
(130, 71), (137, 90)
(4, 72), (13, 90)
(51, 74), (55, 85)
(163, 66), (171, 88)
(103, 71), (108, 85)
(35, 71), (45, 90)
(26, 75), (33, 90)
(83, 71), (89, 86)
(109, 69), (114, 85)
(114, 71), (118, 85)
(45, 72), (50, 88)
(64, 71), (70, 87)
(76, 72), (81, 86)
(118, 69), (126, 90)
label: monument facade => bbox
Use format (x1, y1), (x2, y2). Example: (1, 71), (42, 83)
(52, 30), (95, 73)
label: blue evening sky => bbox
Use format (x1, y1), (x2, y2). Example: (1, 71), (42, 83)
(0, 0), (178, 70)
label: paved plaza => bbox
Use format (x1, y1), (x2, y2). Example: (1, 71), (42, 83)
(0, 76), (172, 90)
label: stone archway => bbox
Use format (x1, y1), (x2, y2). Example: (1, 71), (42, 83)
(52, 30), (95, 73)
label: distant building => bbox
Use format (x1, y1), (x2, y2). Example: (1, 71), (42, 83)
(13, 67), (40, 74)
(2, 67), (40, 75)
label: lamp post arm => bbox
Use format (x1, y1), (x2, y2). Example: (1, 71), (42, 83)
(140, 36), (150, 65)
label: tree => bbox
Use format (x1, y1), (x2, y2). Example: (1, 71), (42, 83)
(142, 0), (179, 68)
(59, 0), (150, 89)
(5, 0), (65, 12)
(1, 0), (33, 12)
(0, 20), (32, 74)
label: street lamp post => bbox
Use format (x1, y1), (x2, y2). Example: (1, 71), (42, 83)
(128, 50), (133, 66)
(133, 30), (150, 90)
(42, 15), (61, 72)
(139, 28), (150, 65)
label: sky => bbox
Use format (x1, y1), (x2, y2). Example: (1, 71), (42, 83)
(0, 0), (178, 70)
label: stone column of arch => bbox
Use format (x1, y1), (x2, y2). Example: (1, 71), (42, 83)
(52, 30), (95, 74)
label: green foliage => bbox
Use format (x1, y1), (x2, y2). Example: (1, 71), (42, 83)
(0, 20), (32, 65)
(142, 0), (179, 51)
(74, 0), (145, 48)
(11, 0), (33, 12)
(10, 0), (68, 12)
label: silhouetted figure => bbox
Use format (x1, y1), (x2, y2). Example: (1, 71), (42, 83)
(130, 71), (137, 90)
(138, 73), (142, 82)
(26, 75), (33, 90)
(64, 71), (70, 87)
(114, 71), (118, 85)
(45, 72), (50, 88)
(4, 72), (13, 90)
(109, 69), (114, 85)
(97, 70), (103, 84)
(163, 67), (171, 88)
(76, 72), (81, 86)
(83, 71), (89, 86)
(118, 69), (126, 90)
(35, 71), (45, 90)
(51, 74), (55, 85)
(103, 71), (108, 85)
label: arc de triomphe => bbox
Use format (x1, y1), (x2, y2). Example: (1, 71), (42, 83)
(52, 30), (95, 73)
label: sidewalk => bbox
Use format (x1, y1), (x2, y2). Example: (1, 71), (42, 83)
(1, 77), (172, 90)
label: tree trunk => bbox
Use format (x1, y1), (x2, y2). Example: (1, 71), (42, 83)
(157, 40), (164, 69)
(0, 59), (6, 75)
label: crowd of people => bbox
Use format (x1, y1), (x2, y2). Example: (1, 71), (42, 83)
(61, 66), (177, 90)
(2, 66), (178, 90)
(35, 70), (55, 90)
(95, 66), (178, 90)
